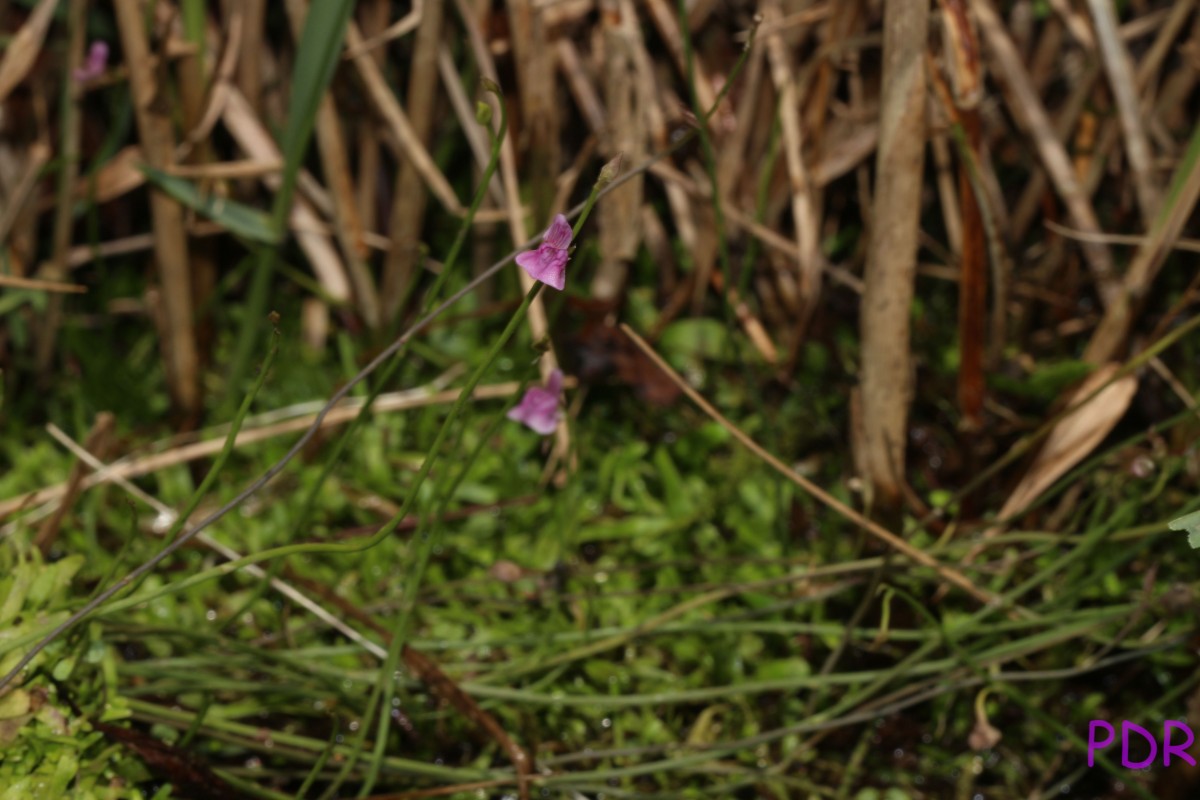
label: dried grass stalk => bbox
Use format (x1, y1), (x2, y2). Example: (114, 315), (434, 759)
(34, 0), (86, 373)
(382, 0), (444, 320)
(857, 0), (929, 511)
(114, 0), (200, 418)
(592, 0), (645, 302)
(221, 87), (353, 303)
(1086, 0), (1160, 225)
(763, 0), (821, 323)
(971, 0), (1118, 306)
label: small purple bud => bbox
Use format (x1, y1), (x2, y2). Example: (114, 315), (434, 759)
(74, 41), (109, 83)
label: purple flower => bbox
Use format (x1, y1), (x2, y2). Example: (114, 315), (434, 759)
(507, 370), (564, 435)
(515, 214), (572, 290)
(73, 41), (109, 83)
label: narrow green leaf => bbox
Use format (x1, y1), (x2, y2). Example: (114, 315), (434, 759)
(273, 0), (356, 236)
(138, 164), (279, 244)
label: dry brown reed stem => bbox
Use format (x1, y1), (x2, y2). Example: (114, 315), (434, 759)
(762, 0), (821, 327)
(34, 413), (115, 556)
(317, 89), (379, 322)
(165, 160), (283, 179)
(220, 87), (353, 303)
(114, 0), (200, 419)
(0, 274), (85, 293)
(709, 271), (777, 365)
(1134, 0), (1196, 93)
(642, 0), (717, 315)
(555, 38), (606, 136)
(1044, 221), (1200, 256)
(930, 133), (964, 254)
(619, 324), (998, 607)
(1009, 60), (1100, 243)
(343, 0), (424, 59)
(646, 160), (863, 292)
(1024, 12), (1064, 93)
(435, 47), (507, 208)
(592, 0), (645, 302)
(57, 221), (384, 277)
(816, 122), (881, 187)
(856, 0), (928, 512)
(1039, 0), (1092, 50)
(233, 0), (265, 112)
(284, 0), (379, 328)
(345, 23), (465, 216)
(1085, 0), (1160, 226)
(354, 0), (389, 233)
(686, 187), (720, 318)
(970, 0), (1118, 307)
(382, 0), (443, 320)
(506, 0), (561, 224)
(178, 6), (242, 158)
(451, 0), (522, 223)
(937, 0), (987, 431)
(1149, 356), (1198, 410)
(835, 28), (869, 221)
(173, 2), (221, 368)
(33, 0), (85, 374)
(550, 136), (598, 223)
(715, 16), (764, 201)
(0, 140), (50, 248)
(805, 0), (859, 185)
(611, 0), (701, 304)
(1019, 2), (1193, 246)
(0, 381), (531, 523)
(1084, 136), (1200, 365)
(643, 0), (717, 117)
(1153, 34), (1200, 132)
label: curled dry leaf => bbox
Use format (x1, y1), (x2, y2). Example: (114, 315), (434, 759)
(962, 363), (1137, 564)
(0, 0), (58, 104)
(998, 363), (1138, 519)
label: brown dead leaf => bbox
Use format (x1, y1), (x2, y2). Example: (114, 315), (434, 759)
(998, 363), (1138, 518)
(961, 363), (1137, 564)
(0, 0), (58, 104)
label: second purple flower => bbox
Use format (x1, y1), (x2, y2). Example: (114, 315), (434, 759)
(507, 370), (564, 435)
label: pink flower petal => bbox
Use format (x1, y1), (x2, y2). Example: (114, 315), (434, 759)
(73, 41), (109, 83)
(515, 244), (568, 290)
(507, 371), (566, 435)
(545, 369), (564, 396)
(514, 215), (573, 290)
(542, 214), (573, 250)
